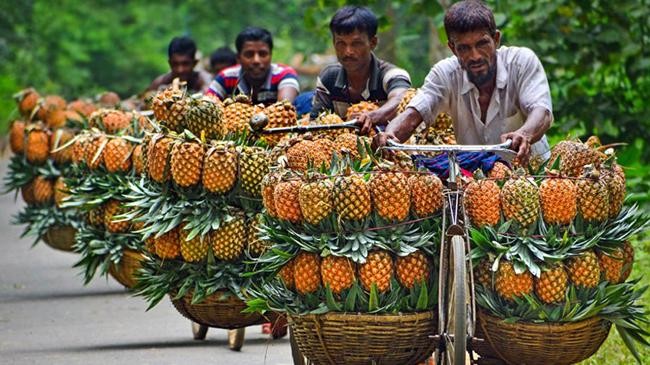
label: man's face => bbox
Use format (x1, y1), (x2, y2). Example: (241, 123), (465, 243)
(333, 29), (377, 74)
(238, 41), (272, 83)
(169, 54), (197, 81)
(448, 30), (500, 87)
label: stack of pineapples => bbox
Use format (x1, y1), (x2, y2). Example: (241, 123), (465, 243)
(4, 88), (94, 251)
(465, 137), (650, 361)
(397, 88), (456, 146)
(128, 82), (298, 323)
(61, 107), (150, 287)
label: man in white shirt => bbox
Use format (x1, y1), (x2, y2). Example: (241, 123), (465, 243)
(374, 0), (553, 164)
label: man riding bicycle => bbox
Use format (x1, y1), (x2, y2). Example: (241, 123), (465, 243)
(373, 0), (553, 166)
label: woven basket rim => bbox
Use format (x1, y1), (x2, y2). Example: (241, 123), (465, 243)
(290, 310), (435, 323)
(479, 309), (606, 329)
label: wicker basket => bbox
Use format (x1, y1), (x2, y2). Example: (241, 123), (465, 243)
(170, 290), (270, 329)
(289, 311), (437, 365)
(477, 311), (611, 365)
(108, 249), (144, 289)
(41, 225), (76, 252)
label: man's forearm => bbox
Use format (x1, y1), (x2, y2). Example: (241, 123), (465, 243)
(384, 107), (423, 142)
(520, 107), (552, 143)
(373, 88), (407, 125)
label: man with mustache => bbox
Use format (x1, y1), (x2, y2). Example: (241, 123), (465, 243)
(310, 6), (412, 135)
(374, 0), (553, 165)
(147, 36), (212, 93)
(206, 27), (299, 105)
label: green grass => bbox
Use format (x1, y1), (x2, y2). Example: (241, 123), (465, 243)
(579, 238), (650, 364)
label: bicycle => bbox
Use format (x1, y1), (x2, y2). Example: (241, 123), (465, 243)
(384, 138), (514, 365)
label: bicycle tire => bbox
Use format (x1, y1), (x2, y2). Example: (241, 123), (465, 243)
(450, 234), (468, 365)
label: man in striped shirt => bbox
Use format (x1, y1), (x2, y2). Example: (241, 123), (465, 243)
(310, 6), (412, 135)
(206, 27), (299, 105)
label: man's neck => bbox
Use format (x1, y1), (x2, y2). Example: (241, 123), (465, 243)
(477, 78), (496, 96)
(347, 67), (371, 90)
(243, 74), (265, 91)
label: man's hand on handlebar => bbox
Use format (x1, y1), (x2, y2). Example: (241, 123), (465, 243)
(501, 130), (531, 165)
(371, 131), (400, 153)
(352, 111), (383, 136)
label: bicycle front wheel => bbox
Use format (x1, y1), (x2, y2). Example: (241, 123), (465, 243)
(445, 234), (467, 365)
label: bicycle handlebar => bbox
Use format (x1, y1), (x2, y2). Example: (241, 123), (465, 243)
(385, 139), (515, 155)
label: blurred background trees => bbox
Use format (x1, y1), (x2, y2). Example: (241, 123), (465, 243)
(1, 0), (648, 200)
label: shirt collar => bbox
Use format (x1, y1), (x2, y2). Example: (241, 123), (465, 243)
(334, 53), (380, 93)
(460, 48), (507, 94)
(237, 64), (273, 93)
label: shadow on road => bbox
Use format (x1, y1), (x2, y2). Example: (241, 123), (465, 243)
(0, 288), (128, 303)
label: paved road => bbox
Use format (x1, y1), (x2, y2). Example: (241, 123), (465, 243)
(0, 158), (293, 365)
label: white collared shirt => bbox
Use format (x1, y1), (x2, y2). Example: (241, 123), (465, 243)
(408, 46), (553, 159)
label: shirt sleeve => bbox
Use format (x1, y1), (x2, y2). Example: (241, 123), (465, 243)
(277, 66), (300, 92)
(309, 75), (333, 120)
(408, 62), (451, 125)
(206, 73), (227, 100)
(383, 67), (411, 94)
(516, 48), (554, 123)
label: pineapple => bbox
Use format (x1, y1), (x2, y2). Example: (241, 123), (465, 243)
(87, 205), (105, 229)
(575, 166), (609, 223)
(100, 110), (131, 134)
(222, 95), (256, 135)
(601, 168), (625, 219)
(146, 135), (173, 183)
(334, 133), (366, 160)
(293, 251), (321, 294)
(465, 178), (501, 227)
(278, 259), (295, 289)
(211, 213), (246, 262)
(359, 250), (394, 293)
(346, 101), (379, 120)
(474, 258), (493, 288)
(49, 128), (75, 165)
(103, 137), (132, 173)
(315, 112), (346, 138)
(539, 174), (577, 225)
(15, 88), (40, 117)
(9, 120), (26, 155)
(53, 177), (69, 208)
(621, 241), (634, 282)
(155, 226), (181, 259)
(21, 181), (37, 205)
(151, 82), (189, 132)
(286, 139), (317, 172)
(185, 95), (223, 140)
(334, 172), (371, 221)
(408, 172), (443, 217)
(501, 173), (540, 228)
(32, 176), (54, 205)
(534, 263), (568, 304)
(566, 250), (601, 288)
(262, 100), (297, 146)
(25, 127), (50, 165)
(494, 260), (533, 301)
(71, 134), (90, 165)
(67, 99), (96, 118)
(36, 95), (66, 122)
(597, 248), (624, 284)
(239, 146), (269, 197)
(247, 214), (270, 257)
(261, 168), (282, 217)
(273, 177), (303, 223)
(179, 225), (209, 263)
(84, 135), (108, 170)
(299, 175), (333, 225)
(488, 162), (511, 181)
(98, 91), (121, 108)
(170, 139), (205, 187)
(103, 199), (130, 233)
(45, 108), (67, 129)
(132, 144), (145, 175)
(312, 137), (336, 169)
(550, 140), (603, 177)
(202, 144), (238, 194)
(369, 166), (411, 221)
(321, 255), (355, 294)
(395, 251), (430, 289)
(396, 88), (417, 114)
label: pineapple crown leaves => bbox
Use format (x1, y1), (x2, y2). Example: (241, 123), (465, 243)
(12, 204), (81, 247)
(592, 204), (650, 250)
(2, 155), (61, 194)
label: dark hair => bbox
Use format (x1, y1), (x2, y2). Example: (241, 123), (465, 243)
(168, 36), (197, 59)
(235, 27), (273, 54)
(210, 47), (237, 68)
(444, 0), (497, 41)
(329, 6), (378, 38)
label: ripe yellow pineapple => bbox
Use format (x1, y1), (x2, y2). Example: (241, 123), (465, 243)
(359, 250), (394, 293)
(185, 96), (223, 140)
(151, 82), (189, 132)
(465, 178), (501, 227)
(262, 100), (297, 146)
(9, 121), (26, 155)
(211, 213), (246, 262)
(21, 181), (37, 205)
(408, 172), (443, 217)
(501, 173), (540, 228)
(87, 205), (105, 229)
(222, 95), (256, 135)
(597, 248), (624, 284)
(396, 88), (417, 114)
(25, 127), (50, 165)
(71, 134), (90, 165)
(474, 258), (493, 288)
(575, 166), (609, 223)
(146, 135), (173, 183)
(293, 251), (322, 295)
(321, 255), (355, 294)
(261, 168), (282, 217)
(202, 144), (238, 194)
(15, 88), (40, 117)
(155, 226), (181, 259)
(369, 166), (411, 221)
(312, 137), (336, 169)
(601, 168), (625, 219)
(247, 214), (270, 257)
(179, 225), (209, 263)
(346, 101), (379, 120)
(170, 139), (205, 187)
(84, 135), (108, 170)
(49, 128), (75, 165)
(286, 139), (317, 172)
(334, 172), (371, 221)
(395, 251), (430, 289)
(315, 112), (346, 138)
(89, 109), (131, 134)
(550, 140), (603, 177)
(299, 175), (333, 225)
(103, 199), (130, 233)
(566, 250), (601, 288)
(67, 98), (96, 118)
(273, 177), (303, 223)
(495, 260), (533, 301)
(132, 144), (145, 175)
(239, 146), (269, 197)
(36, 95), (66, 122)
(278, 259), (295, 289)
(53, 177), (69, 208)
(621, 241), (634, 282)
(488, 162), (511, 181)
(534, 263), (568, 304)
(334, 133), (367, 160)
(103, 137), (132, 173)
(539, 174), (577, 225)
(32, 176), (54, 205)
